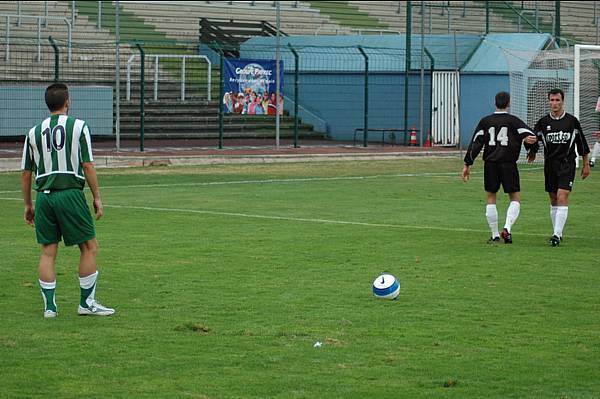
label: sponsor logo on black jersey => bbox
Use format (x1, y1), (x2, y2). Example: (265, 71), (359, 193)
(546, 131), (571, 144)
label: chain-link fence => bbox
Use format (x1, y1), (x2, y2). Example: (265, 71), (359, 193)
(2, 36), (446, 150)
(1, 0), (571, 152)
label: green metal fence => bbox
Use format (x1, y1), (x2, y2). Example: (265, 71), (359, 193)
(0, 0), (584, 152)
(1, 34), (484, 150)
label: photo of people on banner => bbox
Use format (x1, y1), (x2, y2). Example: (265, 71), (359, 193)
(223, 58), (284, 115)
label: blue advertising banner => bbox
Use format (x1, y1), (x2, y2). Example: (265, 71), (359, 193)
(223, 58), (284, 115)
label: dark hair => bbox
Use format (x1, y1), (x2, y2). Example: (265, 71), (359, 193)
(495, 91), (510, 109)
(548, 88), (564, 100)
(45, 83), (69, 112)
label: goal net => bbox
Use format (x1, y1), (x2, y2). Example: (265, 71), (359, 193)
(505, 45), (600, 163)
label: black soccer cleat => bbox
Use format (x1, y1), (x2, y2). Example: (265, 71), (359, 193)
(487, 236), (500, 244)
(549, 235), (561, 247)
(500, 228), (513, 244)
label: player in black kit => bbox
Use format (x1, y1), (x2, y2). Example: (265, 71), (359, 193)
(529, 88), (590, 246)
(462, 91), (538, 244)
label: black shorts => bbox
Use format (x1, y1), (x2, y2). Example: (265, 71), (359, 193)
(544, 159), (576, 192)
(484, 161), (520, 193)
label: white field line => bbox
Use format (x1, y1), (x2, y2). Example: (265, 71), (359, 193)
(0, 168), (547, 194)
(1, 196), (596, 240)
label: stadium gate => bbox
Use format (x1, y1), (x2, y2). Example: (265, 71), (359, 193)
(431, 71), (460, 146)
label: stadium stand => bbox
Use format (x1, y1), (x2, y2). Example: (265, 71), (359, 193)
(119, 1), (350, 40)
(560, 1), (599, 45)
(328, 1), (537, 36)
(305, 1), (390, 32)
(0, 1), (327, 140)
(0, 2), (126, 83)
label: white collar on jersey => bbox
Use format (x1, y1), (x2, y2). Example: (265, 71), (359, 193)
(550, 110), (566, 120)
(494, 111), (508, 114)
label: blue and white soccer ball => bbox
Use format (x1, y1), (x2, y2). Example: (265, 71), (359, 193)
(372, 274), (400, 300)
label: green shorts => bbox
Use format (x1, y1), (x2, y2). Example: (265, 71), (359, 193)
(35, 188), (96, 246)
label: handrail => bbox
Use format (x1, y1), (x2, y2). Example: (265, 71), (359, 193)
(126, 54), (136, 101)
(501, 2), (542, 33)
(1, 13), (71, 63)
(314, 25), (345, 35)
(520, 9), (554, 31)
(48, 36), (59, 82)
(282, 94), (327, 133)
(172, 1), (322, 14)
(547, 35), (572, 49)
(126, 53), (212, 102)
(351, 28), (401, 36)
(556, 36), (571, 49)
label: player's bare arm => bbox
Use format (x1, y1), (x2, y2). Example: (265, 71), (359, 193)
(462, 164), (470, 182)
(21, 170), (34, 226)
(581, 154), (590, 179)
(82, 162), (103, 220)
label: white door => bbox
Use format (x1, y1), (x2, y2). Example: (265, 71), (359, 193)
(431, 71), (460, 146)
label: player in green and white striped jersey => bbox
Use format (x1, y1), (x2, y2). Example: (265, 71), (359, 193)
(21, 83), (115, 318)
(21, 108), (94, 191)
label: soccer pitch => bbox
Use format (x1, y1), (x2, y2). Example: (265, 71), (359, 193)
(1, 158), (599, 398)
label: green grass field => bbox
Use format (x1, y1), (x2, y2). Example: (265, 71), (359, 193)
(1, 158), (599, 398)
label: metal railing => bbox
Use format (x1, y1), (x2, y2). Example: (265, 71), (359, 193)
(283, 94), (327, 134)
(126, 54), (212, 101)
(314, 25), (356, 35)
(517, 9), (554, 33)
(14, 1), (50, 28)
(350, 28), (401, 36)
(93, 0), (316, 31)
(2, 13), (71, 63)
(556, 36), (571, 49)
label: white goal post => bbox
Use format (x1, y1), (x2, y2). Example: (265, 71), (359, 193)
(574, 44), (600, 125)
(506, 45), (600, 165)
(574, 44), (600, 167)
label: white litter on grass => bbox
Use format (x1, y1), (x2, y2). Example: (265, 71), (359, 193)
(313, 341), (322, 348)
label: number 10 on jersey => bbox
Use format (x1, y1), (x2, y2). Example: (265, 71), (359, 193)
(42, 125), (66, 152)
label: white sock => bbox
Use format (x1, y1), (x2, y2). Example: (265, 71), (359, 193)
(554, 206), (568, 238)
(550, 206), (558, 230)
(79, 271), (98, 307)
(504, 201), (520, 233)
(39, 280), (56, 290)
(592, 142), (600, 162)
(486, 204), (499, 238)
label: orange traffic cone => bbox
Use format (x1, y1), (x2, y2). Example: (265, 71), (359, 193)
(424, 131), (431, 147)
(409, 126), (417, 146)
